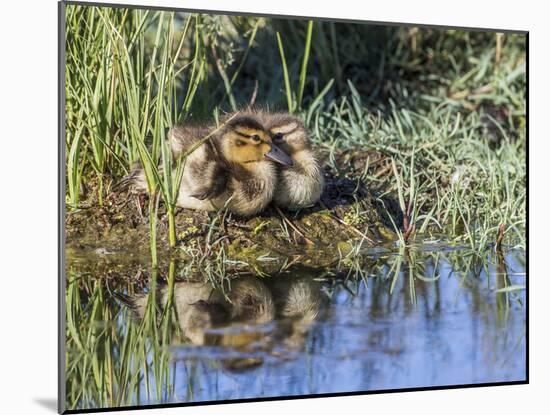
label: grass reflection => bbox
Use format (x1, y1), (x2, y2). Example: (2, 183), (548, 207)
(65, 246), (525, 410)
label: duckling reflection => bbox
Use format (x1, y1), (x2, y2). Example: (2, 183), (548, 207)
(118, 281), (230, 345)
(267, 274), (327, 351)
(216, 274), (327, 371)
(117, 272), (327, 371)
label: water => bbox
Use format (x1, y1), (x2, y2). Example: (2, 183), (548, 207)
(65, 247), (526, 410)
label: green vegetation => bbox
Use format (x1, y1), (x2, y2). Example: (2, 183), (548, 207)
(63, 6), (526, 409)
(65, 262), (181, 408)
(64, 4), (526, 256)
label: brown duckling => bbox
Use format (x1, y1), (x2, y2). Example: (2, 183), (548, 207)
(245, 111), (324, 210)
(123, 115), (293, 217)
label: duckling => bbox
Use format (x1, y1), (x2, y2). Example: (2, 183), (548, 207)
(122, 115), (292, 217)
(217, 276), (275, 372)
(247, 111), (324, 210)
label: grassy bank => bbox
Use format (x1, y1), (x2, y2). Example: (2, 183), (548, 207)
(64, 4), (526, 255)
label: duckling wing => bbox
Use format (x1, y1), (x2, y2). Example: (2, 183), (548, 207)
(189, 184), (223, 200)
(188, 161), (229, 201)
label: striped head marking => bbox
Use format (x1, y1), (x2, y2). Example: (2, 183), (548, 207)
(221, 116), (292, 167)
(268, 116), (310, 155)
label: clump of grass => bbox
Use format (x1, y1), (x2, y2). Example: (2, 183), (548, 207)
(307, 74), (525, 252)
(66, 8), (210, 259)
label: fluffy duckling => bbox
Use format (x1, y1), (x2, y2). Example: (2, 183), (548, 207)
(253, 111), (324, 210)
(123, 115), (293, 217)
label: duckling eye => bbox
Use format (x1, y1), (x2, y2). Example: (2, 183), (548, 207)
(251, 134), (261, 143)
(273, 133), (284, 142)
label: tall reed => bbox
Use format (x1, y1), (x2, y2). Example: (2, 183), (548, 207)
(276, 20), (315, 113)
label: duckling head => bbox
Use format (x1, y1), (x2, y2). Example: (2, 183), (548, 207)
(266, 114), (311, 156)
(219, 116), (293, 168)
